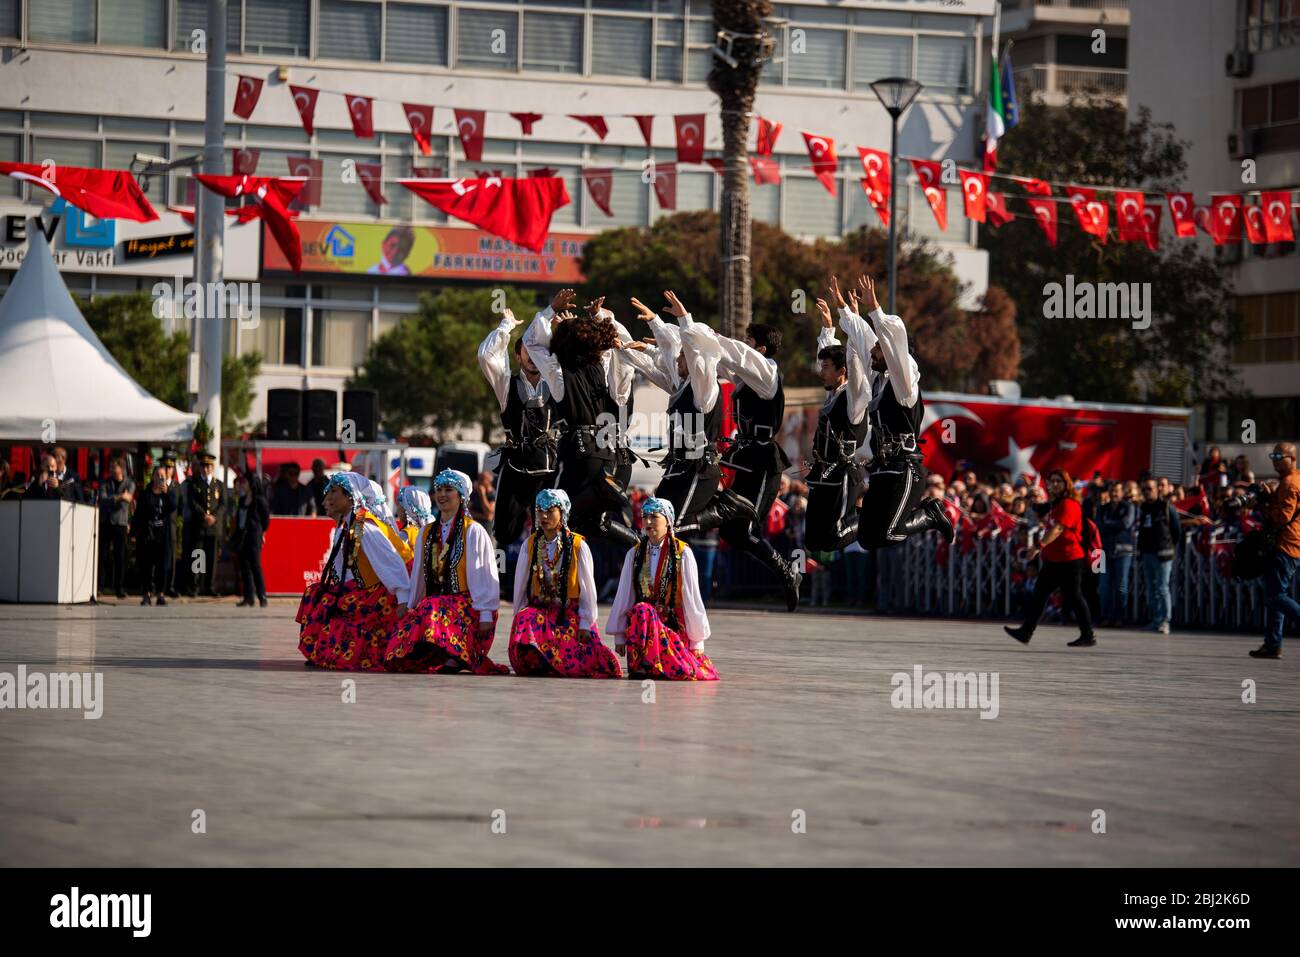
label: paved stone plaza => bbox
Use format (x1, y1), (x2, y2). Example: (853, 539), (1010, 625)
(1, 600), (1296, 867)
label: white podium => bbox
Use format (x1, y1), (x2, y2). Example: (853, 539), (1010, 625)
(0, 499), (100, 603)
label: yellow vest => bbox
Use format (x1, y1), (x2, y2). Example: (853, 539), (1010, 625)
(527, 531), (584, 602)
(347, 511), (386, 588)
(402, 523), (420, 554)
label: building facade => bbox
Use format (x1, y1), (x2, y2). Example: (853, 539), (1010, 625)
(1000, 0), (1128, 107)
(1, 0), (993, 434)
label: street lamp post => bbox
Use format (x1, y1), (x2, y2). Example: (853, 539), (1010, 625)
(869, 77), (922, 315)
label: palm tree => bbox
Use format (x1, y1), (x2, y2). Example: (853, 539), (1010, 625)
(708, 0), (773, 339)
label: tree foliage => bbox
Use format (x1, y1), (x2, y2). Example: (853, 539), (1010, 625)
(982, 93), (1241, 405)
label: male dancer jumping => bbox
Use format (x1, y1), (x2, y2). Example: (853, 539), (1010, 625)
(663, 291), (803, 611)
(827, 275), (954, 548)
(523, 290), (639, 550)
(477, 307), (559, 547)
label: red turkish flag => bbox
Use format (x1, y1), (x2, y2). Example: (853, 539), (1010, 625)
(1210, 194), (1242, 244)
(402, 103), (434, 156)
(1114, 191), (1146, 242)
(1141, 204), (1161, 250)
(1017, 177), (1052, 196)
(631, 115), (654, 147)
(1193, 205), (1213, 238)
(527, 167), (557, 179)
(570, 115), (609, 141)
(801, 131), (838, 196)
(286, 155), (322, 207)
(858, 147), (891, 205)
(0, 161), (158, 222)
(355, 162), (387, 206)
(455, 109), (486, 162)
(1026, 198), (1057, 247)
(474, 170), (505, 180)
(232, 75), (263, 119)
(750, 155), (780, 185)
(289, 85), (319, 137)
(1242, 203), (1267, 244)
(1261, 190), (1295, 242)
(651, 163), (676, 210)
(510, 112), (543, 136)
(675, 114), (706, 164)
(410, 165), (442, 178)
(859, 178), (889, 227)
(985, 192), (1013, 227)
(400, 176), (572, 253)
(196, 174), (306, 272)
(344, 94), (374, 139)
(581, 167), (614, 217)
(958, 170), (989, 223)
(703, 158), (726, 176)
(1166, 192), (1196, 237)
(910, 159), (946, 231)
(1066, 186), (1108, 242)
(756, 116), (783, 156)
(232, 147), (259, 176)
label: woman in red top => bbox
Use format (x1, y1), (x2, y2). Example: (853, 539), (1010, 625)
(1005, 470), (1097, 647)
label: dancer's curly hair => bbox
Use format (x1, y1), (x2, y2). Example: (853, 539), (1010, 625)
(551, 311), (619, 368)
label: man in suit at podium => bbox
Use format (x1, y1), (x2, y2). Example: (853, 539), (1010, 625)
(183, 452), (225, 598)
(26, 452), (80, 501)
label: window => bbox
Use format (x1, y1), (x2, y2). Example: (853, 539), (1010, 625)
(313, 309), (371, 369)
(102, 0), (167, 48)
(245, 0), (309, 57)
(386, 2), (449, 66)
(318, 0), (379, 61)
(0, 0), (16, 39)
(787, 28), (846, 89)
(30, 0), (95, 43)
(853, 34), (912, 90)
(593, 16), (651, 79)
(785, 177), (840, 237)
(174, 0), (241, 51)
(457, 7), (517, 71)
(0, 132), (19, 198)
(655, 17), (683, 81)
(917, 35), (971, 95)
(1233, 292), (1300, 364)
(319, 153), (382, 216)
(1240, 0), (1300, 51)
(523, 12), (583, 74)
(1237, 80), (1300, 153)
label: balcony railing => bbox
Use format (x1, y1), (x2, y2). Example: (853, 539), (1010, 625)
(1014, 64), (1127, 98)
(1002, 0), (1128, 9)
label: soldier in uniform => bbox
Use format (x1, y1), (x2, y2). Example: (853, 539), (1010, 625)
(183, 452), (225, 597)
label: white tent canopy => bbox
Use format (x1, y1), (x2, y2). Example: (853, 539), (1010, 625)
(0, 220), (196, 443)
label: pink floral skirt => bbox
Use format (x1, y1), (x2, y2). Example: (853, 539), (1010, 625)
(623, 602), (718, 681)
(509, 600), (623, 678)
(384, 592), (507, 675)
(297, 580), (401, 672)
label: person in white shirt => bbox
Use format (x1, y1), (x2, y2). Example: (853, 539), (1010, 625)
(296, 471), (412, 671)
(508, 488), (622, 678)
(384, 469), (506, 675)
(607, 497), (718, 681)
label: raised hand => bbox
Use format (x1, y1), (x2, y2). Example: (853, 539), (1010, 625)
(662, 290), (688, 318)
(856, 275), (880, 313)
(501, 307), (515, 323)
(814, 298), (833, 328)
(629, 296), (657, 322)
(550, 288), (577, 313)
(826, 274), (846, 309)
(584, 295), (606, 317)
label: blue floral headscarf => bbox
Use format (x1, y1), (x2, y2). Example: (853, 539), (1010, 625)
(534, 487), (571, 523)
(397, 486), (433, 528)
(641, 496), (676, 528)
(432, 468), (472, 502)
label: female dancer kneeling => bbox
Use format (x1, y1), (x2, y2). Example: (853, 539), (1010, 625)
(297, 472), (411, 670)
(508, 488), (622, 678)
(395, 485), (433, 560)
(606, 497), (718, 681)
(385, 469), (506, 674)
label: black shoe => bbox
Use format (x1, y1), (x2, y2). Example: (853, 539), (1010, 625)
(202, 590), (219, 599)
(140, 594), (152, 606)
(1067, 635), (1097, 647)
(783, 559), (803, 612)
(259, 597), (268, 608)
(925, 498), (956, 544)
(156, 595), (167, 607)
(1249, 645), (1281, 659)
(1004, 625), (1031, 644)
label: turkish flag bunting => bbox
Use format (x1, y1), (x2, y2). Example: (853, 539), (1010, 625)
(285, 155), (322, 207)
(958, 170), (989, 223)
(1066, 186), (1108, 243)
(858, 147), (891, 205)
(1210, 194), (1242, 245)
(455, 109), (486, 162)
(510, 112), (543, 136)
(474, 170), (505, 180)
(168, 204), (262, 226)
(410, 165), (442, 178)
(232, 148), (259, 176)
(1261, 190), (1295, 242)
(802, 131), (838, 196)
(910, 159), (947, 231)
(355, 162), (387, 206)
(750, 155), (780, 185)
(581, 167), (614, 217)
(1193, 205), (1214, 238)
(631, 115), (654, 147)
(675, 114), (706, 164)
(570, 115), (609, 141)
(400, 176), (572, 253)
(985, 192), (1013, 227)
(527, 167), (557, 178)
(756, 117), (783, 156)
(1114, 191), (1146, 242)
(652, 163), (677, 210)
(0, 161), (158, 222)
(703, 158), (726, 175)
(859, 178), (889, 228)
(288, 85), (319, 137)
(344, 94), (374, 139)
(403, 103), (434, 156)
(195, 173), (306, 272)
(232, 75), (263, 119)
(1165, 192), (1196, 237)
(1243, 203), (1267, 244)
(1017, 177), (1052, 196)
(1141, 204), (1161, 251)
(1026, 198), (1057, 247)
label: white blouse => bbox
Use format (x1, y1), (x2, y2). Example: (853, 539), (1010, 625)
(327, 519), (411, 606)
(511, 534), (599, 631)
(476, 310), (524, 412)
(408, 518), (500, 622)
(817, 321), (869, 426)
(605, 541), (711, 648)
(677, 311), (778, 401)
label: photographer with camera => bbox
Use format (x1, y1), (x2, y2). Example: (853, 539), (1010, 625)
(1231, 442), (1300, 659)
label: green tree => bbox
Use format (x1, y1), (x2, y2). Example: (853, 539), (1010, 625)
(349, 286), (541, 440)
(982, 94), (1241, 405)
(221, 350), (260, 437)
